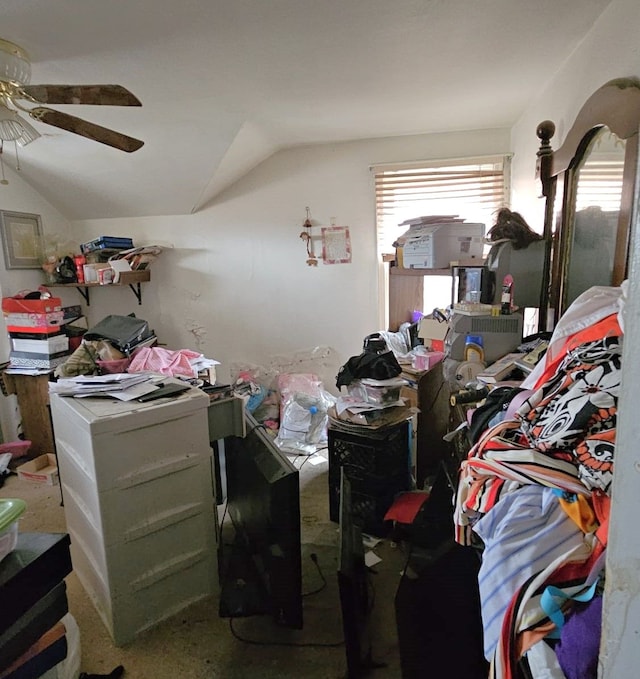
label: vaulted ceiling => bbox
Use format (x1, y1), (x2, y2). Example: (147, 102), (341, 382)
(1, 0), (612, 220)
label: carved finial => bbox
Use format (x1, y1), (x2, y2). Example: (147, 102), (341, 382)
(536, 120), (556, 146)
(536, 120), (556, 196)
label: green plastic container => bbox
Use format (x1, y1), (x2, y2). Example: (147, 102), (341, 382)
(0, 498), (27, 563)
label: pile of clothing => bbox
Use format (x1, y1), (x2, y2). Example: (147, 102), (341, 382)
(454, 283), (626, 679)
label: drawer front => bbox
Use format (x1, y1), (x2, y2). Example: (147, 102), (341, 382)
(66, 485), (217, 647)
(90, 410), (211, 491)
(109, 555), (216, 646)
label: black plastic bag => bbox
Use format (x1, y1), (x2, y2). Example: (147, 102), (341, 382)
(336, 350), (402, 389)
(468, 386), (526, 444)
(84, 314), (152, 355)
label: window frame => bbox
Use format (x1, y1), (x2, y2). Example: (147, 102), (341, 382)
(372, 154), (512, 329)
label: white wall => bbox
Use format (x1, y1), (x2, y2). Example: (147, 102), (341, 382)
(0, 168), (71, 441)
(69, 127), (510, 389)
(508, 0), (640, 675)
(510, 0), (640, 228)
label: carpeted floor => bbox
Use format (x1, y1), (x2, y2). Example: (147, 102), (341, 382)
(1, 449), (406, 678)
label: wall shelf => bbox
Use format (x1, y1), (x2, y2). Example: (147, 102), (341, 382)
(387, 259), (485, 330)
(48, 270), (151, 306)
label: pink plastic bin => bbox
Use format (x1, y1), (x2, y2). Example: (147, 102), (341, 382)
(0, 440), (32, 459)
(412, 351), (445, 372)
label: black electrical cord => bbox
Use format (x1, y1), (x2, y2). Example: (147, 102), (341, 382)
(225, 552), (341, 647)
(295, 453), (313, 471)
(228, 618), (343, 648)
(400, 540), (415, 580)
(246, 422), (267, 436)
(302, 552), (327, 597)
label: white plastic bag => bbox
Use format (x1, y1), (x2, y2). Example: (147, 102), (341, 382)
(275, 388), (335, 455)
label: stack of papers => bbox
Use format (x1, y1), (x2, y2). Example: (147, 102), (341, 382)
(49, 373), (161, 401)
(336, 394), (404, 415)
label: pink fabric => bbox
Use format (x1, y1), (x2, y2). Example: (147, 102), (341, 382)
(128, 347), (201, 378)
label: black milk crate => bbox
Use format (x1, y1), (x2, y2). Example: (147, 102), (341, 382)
(328, 419), (411, 484)
(327, 420), (411, 536)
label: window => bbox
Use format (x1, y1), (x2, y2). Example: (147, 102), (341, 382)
(373, 156), (511, 318)
(575, 157), (624, 212)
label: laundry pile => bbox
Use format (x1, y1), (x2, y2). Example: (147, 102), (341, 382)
(454, 283), (625, 679)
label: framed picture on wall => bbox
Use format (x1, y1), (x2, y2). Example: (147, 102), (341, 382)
(321, 226), (352, 264)
(0, 210), (44, 269)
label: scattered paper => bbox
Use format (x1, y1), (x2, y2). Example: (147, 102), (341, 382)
(75, 381), (160, 401)
(49, 372), (156, 397)
(308, 455), (326, 466)
(362, 533), (382, 549)
(5, 368), (52, 376)
(359, 377), (408, 387)
(365, 551), (382, 568)
(336, 395), (405, 415)
(109, 258), (132, 283)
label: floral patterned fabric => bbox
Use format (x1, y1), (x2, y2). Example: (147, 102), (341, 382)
(454, 326), (622, 544)
(517, 334), (621, 493)
(454, 294), (624, 679)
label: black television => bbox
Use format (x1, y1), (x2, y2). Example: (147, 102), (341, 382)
(219, 413), (303, 629)
(338, 468), (384, 678)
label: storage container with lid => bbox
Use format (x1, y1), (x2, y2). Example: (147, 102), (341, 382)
(0, 498), (27, 563)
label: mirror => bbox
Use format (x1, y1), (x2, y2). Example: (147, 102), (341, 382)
(536, 77), (640, 328)
(565, 128), (626, 306)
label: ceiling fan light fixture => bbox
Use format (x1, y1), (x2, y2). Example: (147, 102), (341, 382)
(0, 37), (143, 152)
(0, 38), (31, 86)
(0, 104), (40, 146)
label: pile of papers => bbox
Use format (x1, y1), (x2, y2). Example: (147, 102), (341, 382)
(49, 373), (162, 401)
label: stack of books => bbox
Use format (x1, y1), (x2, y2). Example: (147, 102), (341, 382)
(2, 296), (71, 371)
(81, 236), (134, 264)
(80, 236), (134, 255)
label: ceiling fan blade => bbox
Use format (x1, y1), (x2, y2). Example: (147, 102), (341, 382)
(29, 107), (144, 152)
(21, 84), (141, 106)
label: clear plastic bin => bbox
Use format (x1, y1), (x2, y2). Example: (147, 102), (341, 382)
(0, 497), (26, 563)
(0, 520), (19, 563)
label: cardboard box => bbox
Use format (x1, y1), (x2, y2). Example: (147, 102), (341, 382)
(1, 297), (62, 314)
(16, 454), (59, 485)
(418, 318), (449, 352)
(83, 263), (111, 283)
(6, 324), (65, 335)
(3, 311), (64, 328)
(9, 351), (70, 369)
(11, 334), (69, 354)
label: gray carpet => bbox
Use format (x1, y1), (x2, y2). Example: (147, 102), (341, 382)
(1, 450), (405, 678)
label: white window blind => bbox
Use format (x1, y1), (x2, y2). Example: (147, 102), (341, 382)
(374, 155), (511, 255)
(575, 157), (624, 213)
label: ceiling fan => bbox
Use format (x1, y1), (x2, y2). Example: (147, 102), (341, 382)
(0, 37), (144, 153)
